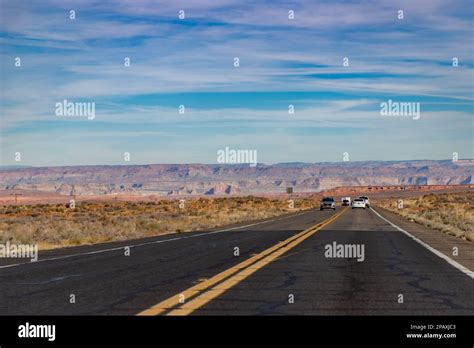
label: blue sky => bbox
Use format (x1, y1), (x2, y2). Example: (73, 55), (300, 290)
(0, 0), (473, 166)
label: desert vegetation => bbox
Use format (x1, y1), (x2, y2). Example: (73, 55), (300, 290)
(0, 197), (317, 249)
(375, 191), (473, 242)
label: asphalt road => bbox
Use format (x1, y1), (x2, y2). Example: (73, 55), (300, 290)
(0, 207), (473, 315)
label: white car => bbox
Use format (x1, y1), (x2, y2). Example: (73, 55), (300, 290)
(341, 197), (351, 206)
(358, 196), (370, 208)
(352, 198), (366, 209)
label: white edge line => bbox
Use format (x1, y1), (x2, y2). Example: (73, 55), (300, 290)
(372, 208), (474, 279)
(0, 210), (312, 269)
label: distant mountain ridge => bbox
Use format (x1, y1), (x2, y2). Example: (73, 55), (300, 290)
(1, 160), (473, 196)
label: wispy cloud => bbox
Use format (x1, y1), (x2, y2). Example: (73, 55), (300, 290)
(0, 0), (473, 166)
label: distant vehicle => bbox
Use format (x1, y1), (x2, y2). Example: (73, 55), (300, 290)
(352, 198), (366, 209)
(320, 197), (336, 210)
(341, 197), (351, 206)
(359, 196), (370, 208)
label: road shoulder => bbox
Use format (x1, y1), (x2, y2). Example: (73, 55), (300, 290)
(373, 206), (474, 272)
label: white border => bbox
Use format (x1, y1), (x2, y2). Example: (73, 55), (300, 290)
(372, 208), (474, 279)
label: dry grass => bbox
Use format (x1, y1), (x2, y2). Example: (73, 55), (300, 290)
(0, 197), (317, 249)
(375, 191), (474, 242)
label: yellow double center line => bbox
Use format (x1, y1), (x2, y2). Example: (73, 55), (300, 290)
(137, 208), (347, 316)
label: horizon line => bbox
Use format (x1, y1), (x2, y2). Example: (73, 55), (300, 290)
(1, 158), (473, 170)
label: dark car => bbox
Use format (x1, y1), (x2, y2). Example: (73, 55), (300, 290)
(320, 197), (336, 211)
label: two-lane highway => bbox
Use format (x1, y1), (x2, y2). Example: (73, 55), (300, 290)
(0, 207), (473, 315)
